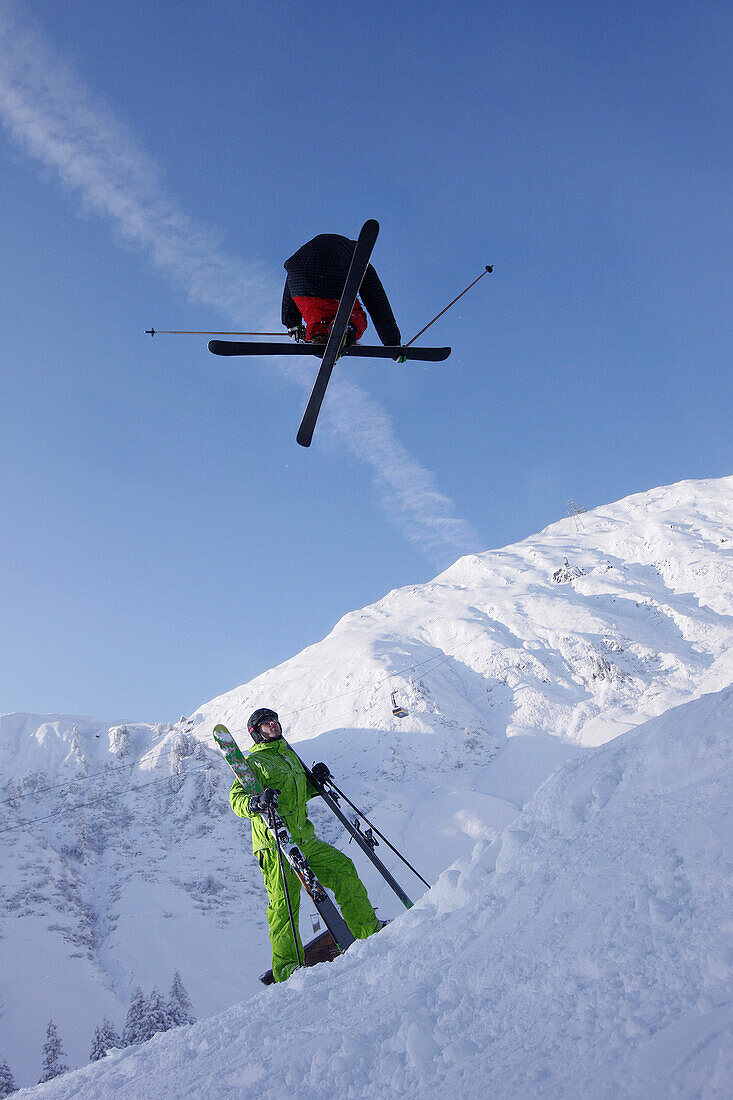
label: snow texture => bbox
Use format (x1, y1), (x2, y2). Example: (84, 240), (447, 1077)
(2, 474), (732, 1095)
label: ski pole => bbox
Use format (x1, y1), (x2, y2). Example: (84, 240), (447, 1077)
(146, 328), (283, 337)
(283, 743), (415, 909)
(325, 780), (432, 890)
(268, 805), (303, 970)
(405, 265), (493, 347)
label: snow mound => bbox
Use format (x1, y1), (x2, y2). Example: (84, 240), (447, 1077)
(23, 685), (733, 1099)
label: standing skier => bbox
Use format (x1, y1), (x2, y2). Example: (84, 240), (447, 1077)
(228, 707), (382, 983)
(282, 232), (402, 347)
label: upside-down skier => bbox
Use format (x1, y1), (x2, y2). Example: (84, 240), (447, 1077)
(228, 708), (382, 983)
(282, 231), (402, 349)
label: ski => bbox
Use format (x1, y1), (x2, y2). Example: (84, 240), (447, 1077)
(284, 741), (416, 910)
(324, 777), (431, 891)
(212, 725), (355, 953)
(297, 219), (380, 447)
(207, 339), (451, 362)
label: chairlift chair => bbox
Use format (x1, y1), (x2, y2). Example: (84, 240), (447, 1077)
(391, 691), (408, 718)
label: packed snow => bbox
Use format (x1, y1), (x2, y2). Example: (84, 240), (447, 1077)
(1, 475), (732, 1095)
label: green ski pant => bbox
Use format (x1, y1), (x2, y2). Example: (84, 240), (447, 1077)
(259, 836), (380, 983)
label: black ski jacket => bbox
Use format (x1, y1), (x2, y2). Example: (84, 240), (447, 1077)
(282, 233), (401, 346)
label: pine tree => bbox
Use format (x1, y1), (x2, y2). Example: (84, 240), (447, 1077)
(122, 986), (148, 1047)
(0, 1059), (15, 1097)
(89, 1018), (121, 1062)
(39, 1020), (68, 1083)
(140, 988), (174, 1042)
(168, 971), (195, 1027)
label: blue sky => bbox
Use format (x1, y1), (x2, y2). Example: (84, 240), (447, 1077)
(1, 0), (730, 722)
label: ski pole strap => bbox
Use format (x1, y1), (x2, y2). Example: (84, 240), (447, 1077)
(405, 265), (493, 347)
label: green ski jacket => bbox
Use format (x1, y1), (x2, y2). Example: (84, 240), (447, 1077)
(228, 738), (320, 854)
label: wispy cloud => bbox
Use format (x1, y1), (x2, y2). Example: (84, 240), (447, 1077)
(0, 2), (481, 565)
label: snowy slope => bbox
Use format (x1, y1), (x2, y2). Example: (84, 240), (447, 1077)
(194, 474), (733, 753)
(2, 474), (732, 1087)
(19, 684), (733, 1099)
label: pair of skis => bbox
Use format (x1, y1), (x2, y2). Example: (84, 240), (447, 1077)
(212, 724), (430, 980)
(207, 219), (451, 447)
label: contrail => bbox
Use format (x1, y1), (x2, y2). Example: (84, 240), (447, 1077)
(0, 2), (481, 564)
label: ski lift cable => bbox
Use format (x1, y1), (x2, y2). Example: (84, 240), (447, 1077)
(277, 631), (484, 724)
(0, 697), (378, 822)
(0, 656), (471, 837)
(1, 633), (483, 812)
(0, 764), (210, 837)
(0, 684), (396, 813)
(0, 740), (210, 809)
(0, 692), (419, 836)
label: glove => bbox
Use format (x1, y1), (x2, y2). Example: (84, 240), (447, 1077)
(311, 762), (331, 785)
(288, 324), (306, 342)
(391, 329), (406, 363)
(249, 788), (280, 814)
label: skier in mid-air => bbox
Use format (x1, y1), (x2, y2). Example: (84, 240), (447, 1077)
(228, 707), (382, 983)
(282, 232), (402, 348)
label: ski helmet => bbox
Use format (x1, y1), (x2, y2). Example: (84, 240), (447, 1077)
(248, 707), (280, 742)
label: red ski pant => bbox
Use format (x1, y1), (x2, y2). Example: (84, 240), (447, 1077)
(293, 296), (367, 343)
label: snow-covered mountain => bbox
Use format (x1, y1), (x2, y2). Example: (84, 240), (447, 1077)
(2, 475), (732, 1092)
(19, 683), (733, 1099)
